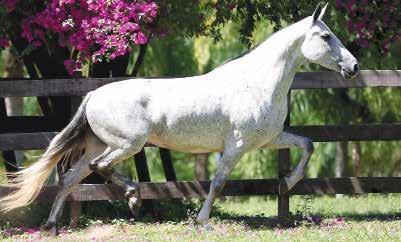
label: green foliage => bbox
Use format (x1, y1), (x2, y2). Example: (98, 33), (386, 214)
(203, 0), (321, 47)
(140, 36), (198, 77)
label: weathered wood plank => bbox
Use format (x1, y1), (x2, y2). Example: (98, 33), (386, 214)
(0, 116), (66, 133)
(1, 71), (401, 97)
(2, 177), (401, 201)
(0, 132), (157, 150)
(287, 124), (401, 142)
(292, 70), (401, 89)
(0, 132), (58, 150)
(1, 124), (400, 150)
(63, 176), (401, 198)
(0, 77), (125, 97)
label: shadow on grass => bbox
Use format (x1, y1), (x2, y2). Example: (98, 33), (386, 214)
(2, 199), (401, 231)
(210, 211), (401, 230)
(312, 211), (401, 222)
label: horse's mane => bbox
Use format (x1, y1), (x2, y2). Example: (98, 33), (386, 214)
(216, 41), (263, 68)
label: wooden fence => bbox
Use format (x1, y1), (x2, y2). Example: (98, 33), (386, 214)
(1, 70), (401, 222)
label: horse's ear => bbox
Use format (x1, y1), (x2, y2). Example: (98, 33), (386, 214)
(318, 3), (329, 21)
(312, 2), (324, 23)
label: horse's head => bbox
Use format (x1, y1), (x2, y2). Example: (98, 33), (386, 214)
(301, 3), (359, 79)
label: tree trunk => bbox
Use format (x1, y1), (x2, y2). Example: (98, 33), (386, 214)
(352, 141), (361, 177)
(335, 141), (348, 198)
(195, 153), (209, 180)
(335, 142), (348, 177)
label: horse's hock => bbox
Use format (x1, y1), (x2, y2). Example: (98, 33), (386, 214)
(1, 70), (401, 224)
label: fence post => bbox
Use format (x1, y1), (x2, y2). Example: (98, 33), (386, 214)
(69, 71), (83, 228)
(0, 97), (18, 179)
(159, 148), (177, 181)
(134, 149), (156, 216)
(278, 92), (291, 222)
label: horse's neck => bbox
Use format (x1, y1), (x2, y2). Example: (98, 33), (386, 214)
(215, 17), (310, 102)
(244, 18), (309, 95)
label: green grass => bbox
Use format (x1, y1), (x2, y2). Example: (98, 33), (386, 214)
(0, 161), (5, 184)
(2, 194), (401, 241)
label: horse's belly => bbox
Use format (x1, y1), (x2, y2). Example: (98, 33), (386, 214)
(149, 136), (224, 153)
(148, 119), (227, 153)
(148, 133), (225, 153)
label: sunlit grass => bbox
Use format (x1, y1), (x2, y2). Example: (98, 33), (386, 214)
(0, 160), (6, 184)
(2, 195), (401, 241)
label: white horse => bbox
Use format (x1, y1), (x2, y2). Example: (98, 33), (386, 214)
(1, 3), (358, 230)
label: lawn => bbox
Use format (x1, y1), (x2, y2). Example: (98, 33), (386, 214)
(1, 194), (401, 241)
(0, 160), (5, 184)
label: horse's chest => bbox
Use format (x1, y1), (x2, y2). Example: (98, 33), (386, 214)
(237, 102), (287, 143)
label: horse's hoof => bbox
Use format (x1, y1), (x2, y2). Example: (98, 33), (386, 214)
(41, 222), (58, 236)
(195, 221), (214, 231)
(40, 222), (54, 231)
(124, 185), (139, 199)
(51, 225), (59, 236)
(204, 223), (214, 231)
(128, 195), (142, 216)
(195, 215), (213, 230)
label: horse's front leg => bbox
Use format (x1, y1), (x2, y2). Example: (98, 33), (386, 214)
(268, 132), (314, 193)
(196, 147), (244, 228)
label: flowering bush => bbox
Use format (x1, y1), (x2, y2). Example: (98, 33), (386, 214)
(1, 0), (158, 74)
(1, 1), (400, 75)
(336, 0), (401, 53)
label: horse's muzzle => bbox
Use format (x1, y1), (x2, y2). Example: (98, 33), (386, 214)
(341, 63), (359, 80)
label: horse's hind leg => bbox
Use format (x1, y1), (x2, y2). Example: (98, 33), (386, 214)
(88, 138), (147, 213)
(42, 154), (93, 234)
(42, 131), (105, 234)
(90, 149), (141, 207)
(89, 146), (143, 191)
(93, 166), (142, 215)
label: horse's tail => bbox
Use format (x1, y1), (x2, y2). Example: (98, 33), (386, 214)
(0, 93), (92, 212)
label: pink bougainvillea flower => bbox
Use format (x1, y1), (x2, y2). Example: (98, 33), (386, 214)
(336, 0), (400, 53)
(0, 37), (9, 48)
(133, 31), (148, 45)
(3, 0), (18, 12)
(64, 59), (75, 75)
(16, 0), (158, 74)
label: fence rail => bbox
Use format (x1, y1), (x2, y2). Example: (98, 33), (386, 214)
(1, 177), (400, 202)
(0, 70), (401, 97)
(1, 123), (401, 150)
(0, 70), (400, 223)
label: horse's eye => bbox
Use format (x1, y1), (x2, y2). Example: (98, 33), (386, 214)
(321, 34), (331, 41)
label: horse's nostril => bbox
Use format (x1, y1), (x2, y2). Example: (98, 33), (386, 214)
(353, 63), (359, 73)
